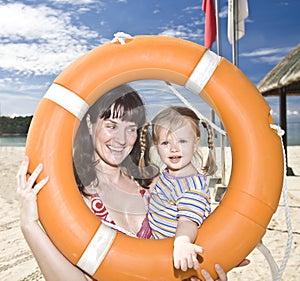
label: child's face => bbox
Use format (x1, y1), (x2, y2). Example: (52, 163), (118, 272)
(156, 123), (199, 175)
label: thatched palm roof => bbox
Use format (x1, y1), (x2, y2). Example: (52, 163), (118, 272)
(257, 43), (300, 96)
(256, 43), (299, 175)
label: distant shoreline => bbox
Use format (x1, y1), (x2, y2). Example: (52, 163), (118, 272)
(1, 134), (299, 147)
(0, 133), (27, 136)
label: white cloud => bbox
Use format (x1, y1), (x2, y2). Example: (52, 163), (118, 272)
(182, 5), (201, 13)
(1, 3), (68, 39)
(158, 24), (203, 41)
(240, 47), (293, 57)
(219, 6), (228, 18)
(49, 0), (101, 5)
(0, 90), (42, 116)
(279, 2), (289, 6)
(159, 27), (189, 39)
(0, 3), (100, 76)
(287, 109), (299, 116)
(240, 47), (294, 65)
(255, 55), (286, 64)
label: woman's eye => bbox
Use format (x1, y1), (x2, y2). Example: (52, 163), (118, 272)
(106, 125), (115, 129)
(104, 122), (116, 129)
(128, 127), (137, 133)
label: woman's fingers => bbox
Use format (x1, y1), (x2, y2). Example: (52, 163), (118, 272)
(17, 156), (48, 195)
(214, 264), (227, 281)
(201, 264), (227, 281)
(201, 269), (213, 281)
(17, 157), (49, 225)
(16, 156), (29, 188)
(237, 259), (250, 267)
(27, 163), (43, 190)
(33, 175), (49, 195)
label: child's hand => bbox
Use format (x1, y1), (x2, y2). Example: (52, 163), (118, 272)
(173, 236), (204, 271)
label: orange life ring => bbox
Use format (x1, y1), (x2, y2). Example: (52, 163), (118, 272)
(26, 35), (284, 280)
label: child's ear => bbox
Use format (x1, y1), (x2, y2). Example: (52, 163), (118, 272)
(194, 137), (200, 152)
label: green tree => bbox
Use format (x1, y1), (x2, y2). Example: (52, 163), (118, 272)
(0, 116), (33, 135)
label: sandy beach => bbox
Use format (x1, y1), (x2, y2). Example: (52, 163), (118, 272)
(0, 146), (299, 281)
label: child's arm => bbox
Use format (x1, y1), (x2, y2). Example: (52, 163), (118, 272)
(173, 217), (203, 271)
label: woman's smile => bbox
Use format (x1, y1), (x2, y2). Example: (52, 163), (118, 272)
(107, 145), (125, 152)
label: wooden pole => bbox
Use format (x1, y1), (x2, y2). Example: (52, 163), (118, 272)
(280, 87), (294, 175)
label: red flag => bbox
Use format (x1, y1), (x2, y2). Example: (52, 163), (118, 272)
(202, 0), (216, 49)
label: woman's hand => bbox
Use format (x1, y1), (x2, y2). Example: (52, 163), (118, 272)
(16, 157), (94, 281)
(200, 264), (227, 281)
(16, 156), (48, 226)
(189, 259), (250, 281)
(185, 264), (227, 281)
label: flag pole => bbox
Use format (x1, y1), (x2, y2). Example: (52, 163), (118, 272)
(215, 0), (221, 56)
(215, 0), (227, 186)
(202, 0), (227, 185)
(232, 0), (238, 66)
(209, 0), (218, 175)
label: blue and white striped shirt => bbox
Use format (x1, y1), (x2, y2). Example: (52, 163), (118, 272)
(148, 169), (211, 239)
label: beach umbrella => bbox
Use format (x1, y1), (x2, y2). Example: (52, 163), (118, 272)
(257, 43), (300, 176)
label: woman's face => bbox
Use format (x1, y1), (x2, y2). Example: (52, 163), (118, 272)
(93, 117), (138, 167)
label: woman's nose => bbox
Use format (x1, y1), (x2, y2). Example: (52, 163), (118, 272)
(113, 129), (126, 144)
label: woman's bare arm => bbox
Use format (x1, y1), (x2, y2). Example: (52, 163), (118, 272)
(17, 157), (90, 281)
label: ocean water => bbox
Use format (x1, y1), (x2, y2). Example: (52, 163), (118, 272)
(2, 81), (299, 147)
(287, 122), (300, 146)
(0, 135), (27, 147)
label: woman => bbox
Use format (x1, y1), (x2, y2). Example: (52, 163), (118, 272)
(17, 84), (230, 281)
(72, 84), (158, 238)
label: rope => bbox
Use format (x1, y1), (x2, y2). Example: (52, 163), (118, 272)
(100, 220), (137, 238)
(269, 124), (293, 281)
(111, 31), (132, 45)
(256, 241), (279, 280)
(165, 81), (227, 136)
(256, 124), (293, 281)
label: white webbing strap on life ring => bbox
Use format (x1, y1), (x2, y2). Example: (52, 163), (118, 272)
(76, 223), (117, 276)
(185, 48), (221, 94)
(44, 83), (90, 121)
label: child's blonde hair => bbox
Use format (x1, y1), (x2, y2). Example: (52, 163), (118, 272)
(139, 106), (217, 176)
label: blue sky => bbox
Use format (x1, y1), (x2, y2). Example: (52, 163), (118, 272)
(0, 0), (299, 123)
